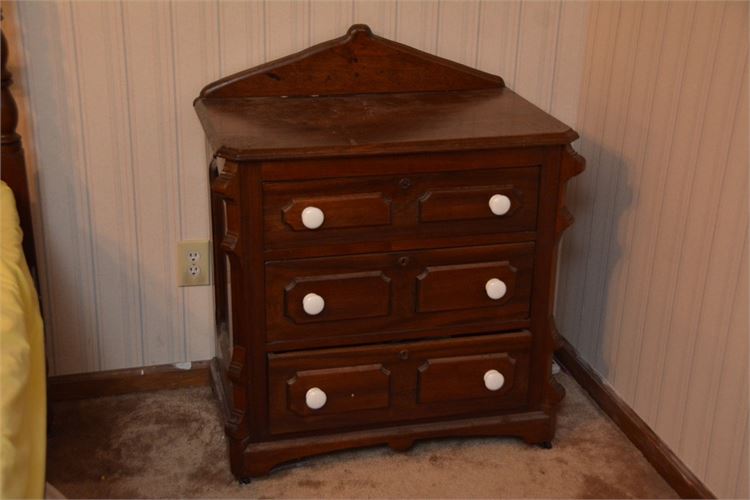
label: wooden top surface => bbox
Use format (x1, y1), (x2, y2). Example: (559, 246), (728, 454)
(194, 25), (577, 161)
(195, 88), (578, 161)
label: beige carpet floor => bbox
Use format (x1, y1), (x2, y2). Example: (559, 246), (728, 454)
(47, 372), (676, 499)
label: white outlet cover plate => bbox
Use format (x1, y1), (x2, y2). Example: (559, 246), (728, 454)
(177, 240), (211, 287)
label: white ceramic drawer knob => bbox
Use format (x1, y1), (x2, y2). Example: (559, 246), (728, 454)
(484, 369), (505, 391)
(488, 194), (511, 216)
(301, 206), (325, 229)
(302, 293), (325, 315)
(485, 278), (507, 300)
(305, 387), (327, 410)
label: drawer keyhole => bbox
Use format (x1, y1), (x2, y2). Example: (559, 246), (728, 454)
(398, 256), (410, 267)
(399, 350), (409, 360)
(399, 177), (412, 189)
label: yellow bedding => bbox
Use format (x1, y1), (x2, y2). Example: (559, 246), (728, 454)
(0, 181), (45, 499)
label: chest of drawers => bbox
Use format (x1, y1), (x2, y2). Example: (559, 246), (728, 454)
(195, 25), (585, 481)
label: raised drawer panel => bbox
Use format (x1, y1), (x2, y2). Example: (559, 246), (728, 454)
(265, 243), (534, 347)
(269, 343), (403, 434)
(266, 252), (398, 343)
(286, 364), (391, 417)
(417, 260), (519, 313)
(283, 271), (391, 324)
(408, 243), (534, 331)
(417, 353), (518, 404)
(268, 332), (531, 435)
(281, 192), (392, 231)
(263, 167), (539, 251)
(264, 176), (400, 249)
(417, 169), (536, 227)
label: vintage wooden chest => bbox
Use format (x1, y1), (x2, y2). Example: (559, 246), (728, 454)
(195, 24), (585, 481)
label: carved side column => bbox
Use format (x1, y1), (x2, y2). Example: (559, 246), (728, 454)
(544, 144), (586, 409)
(209, 161), (252, 478)
(1, 24), (37, 276)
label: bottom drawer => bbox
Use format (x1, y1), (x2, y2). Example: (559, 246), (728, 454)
(267, 331), (531, 435)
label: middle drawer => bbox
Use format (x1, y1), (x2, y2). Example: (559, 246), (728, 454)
(265, 242), (534, 346)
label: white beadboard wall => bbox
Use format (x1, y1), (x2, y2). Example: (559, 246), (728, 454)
(4, 1), (748, 497)
(6, 0), (589, 375)
(555, 2), (749, 497)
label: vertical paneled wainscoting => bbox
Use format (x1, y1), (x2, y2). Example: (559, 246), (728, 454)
(5, 0), (590, 374)
(6, 0), (748, 497)
(556, 2), (748, 498)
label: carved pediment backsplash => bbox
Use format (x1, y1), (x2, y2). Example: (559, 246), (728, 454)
(200, 24), (505, 99)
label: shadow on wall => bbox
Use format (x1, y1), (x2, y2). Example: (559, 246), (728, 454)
(556, 139), (634, 383)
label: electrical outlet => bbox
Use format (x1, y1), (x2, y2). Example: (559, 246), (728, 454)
(177, 240), (211, 286)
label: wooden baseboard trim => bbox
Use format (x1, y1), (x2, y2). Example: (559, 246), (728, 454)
(555, 337), (715, 499)
(48, 360), (211, 401)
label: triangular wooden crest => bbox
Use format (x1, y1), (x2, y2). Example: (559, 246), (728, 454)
(200, 24), (505, 98)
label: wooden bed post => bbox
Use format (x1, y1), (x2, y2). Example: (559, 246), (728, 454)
(1, 21), (37, 278)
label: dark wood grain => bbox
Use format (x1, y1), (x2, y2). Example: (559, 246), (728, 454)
(1, 26), (36, 277)
(199, 24), (503, 99)
(555, 337), (715, 499)
(263, 163), (539, 253)
(526, 147), (562, 411)
(265, 320), (533, 354)
(264, 231), (539, 262)
(268, 332), (531, 436)
(265, 244), (534, 347)
(282, 270), (392, 324)
(416, 260), (519, 313)
(196, 89), (578, 161)
(197, 24), (585, 480)
(417, 352), (518, 404)
(260, 147), (547, 180)
(286, 364), (391, 418)
(418, 185), (524, 223)
(281, 192), (392, 232)
(240, 410), (554, 477)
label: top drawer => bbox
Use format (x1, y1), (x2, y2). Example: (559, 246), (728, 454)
(263, 167), (539, 250)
